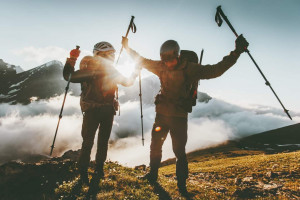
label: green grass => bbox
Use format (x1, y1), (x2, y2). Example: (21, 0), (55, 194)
(55, 162), (158, 200)
(161, 151), (300, 199)
(55, 151), (300, 199)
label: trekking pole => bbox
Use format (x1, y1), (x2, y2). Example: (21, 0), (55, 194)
(199, 49), (204, 65)
(138, 69), (145, 146)
(116, 16), (137, 65)
(198, 49), (204, 86)
(50, 46), (80, 156)
(215, 6), (292, 120)
(115, 16), (137, 116)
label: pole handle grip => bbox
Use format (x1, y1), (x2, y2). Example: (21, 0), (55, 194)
(217, 6), (238, 37)
(125, 16), (135, 38)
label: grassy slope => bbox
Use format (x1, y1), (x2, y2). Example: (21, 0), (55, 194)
(56, 150), (300, 199)
(161, 150), (300, 199)
(56, 123), (300, 199)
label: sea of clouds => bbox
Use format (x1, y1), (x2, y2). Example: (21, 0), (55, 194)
(0, 93), (299, 166)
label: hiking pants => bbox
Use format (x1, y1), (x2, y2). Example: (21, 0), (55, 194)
(77, 106), (114, 172)
(150, 114), (188, 181)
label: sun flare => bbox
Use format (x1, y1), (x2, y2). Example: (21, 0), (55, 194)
(114, 55), (137, 78)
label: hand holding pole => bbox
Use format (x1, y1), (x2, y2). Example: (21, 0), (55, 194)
(50, 46), (81, 156)
(215, 6), (292, 120)
(116, 16), (136, 65)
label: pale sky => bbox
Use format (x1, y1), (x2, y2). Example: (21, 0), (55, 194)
(1, 0), (300, 115)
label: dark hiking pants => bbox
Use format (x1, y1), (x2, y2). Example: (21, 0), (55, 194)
(77, 106), (114, 172)
(150, 114), (188, 181)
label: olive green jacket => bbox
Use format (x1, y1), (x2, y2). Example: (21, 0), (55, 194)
(127, 48), (241, 118)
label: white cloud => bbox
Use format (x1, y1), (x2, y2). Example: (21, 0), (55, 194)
(12, 46), (92, 70)
(13, 46), (68, 64)
(0, 94), (299, 166)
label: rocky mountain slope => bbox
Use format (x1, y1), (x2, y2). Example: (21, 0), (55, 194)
(0, 59), (81, 104)
(0, 59), (212, 105)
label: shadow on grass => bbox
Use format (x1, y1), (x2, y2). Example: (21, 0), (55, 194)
(61, 180), (86, 200)
(152, 182), (197, 200)
(181, 191), (196, 200)
(86, 179), (101, 200)
(152, 182), (172, 200)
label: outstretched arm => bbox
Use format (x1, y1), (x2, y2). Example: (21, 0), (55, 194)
(187, 35), (249, 81)
(122, 37), (162, 76)
(187, 50), (240, 81)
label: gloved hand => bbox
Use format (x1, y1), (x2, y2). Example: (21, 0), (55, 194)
(70, 46), (81, 59)
(235, 34), (249, 54)
(67, 46), (81, 67)
(122, 36), (129, 50)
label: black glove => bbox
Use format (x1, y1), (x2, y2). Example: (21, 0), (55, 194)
(235, 34), (249, 54)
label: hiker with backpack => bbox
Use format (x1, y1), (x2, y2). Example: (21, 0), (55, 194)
(122, 35), (248, 195)
(63, 42), (139, 186)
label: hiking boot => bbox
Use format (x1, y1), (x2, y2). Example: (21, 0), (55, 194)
(79, 171), (89, 185)
(95, 164), (104, 178)
(143, 172), (158, 184)
(88, 170), (104, 194)
(89, 169), (104, 186)
(177, 179), (188, 196)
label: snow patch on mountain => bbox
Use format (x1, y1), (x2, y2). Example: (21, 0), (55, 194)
(0, 59), (80, 104)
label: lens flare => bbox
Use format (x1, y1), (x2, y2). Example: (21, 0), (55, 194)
(114, 54), (136, 77)
(155, 126), (161, 132)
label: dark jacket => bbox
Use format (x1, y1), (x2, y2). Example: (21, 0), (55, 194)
(63, 56), (134, 112)
(127, 48), (241, 117)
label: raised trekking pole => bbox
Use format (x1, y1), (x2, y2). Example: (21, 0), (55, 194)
(116, 16), (137, 65)
(50, 46), (81, 156)
(199, 49), (204, 65)
(215, 6), (292, 120)
(138, 69), (145, 146)
(115, 16), (137, 116)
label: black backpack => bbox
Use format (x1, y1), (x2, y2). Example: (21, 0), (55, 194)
(180, 50), (203, 112)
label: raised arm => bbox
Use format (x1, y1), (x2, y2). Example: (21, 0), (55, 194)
(186, 35), (249, 82)
(122, 37), (162, 76)
(186, 50), (240, 81)
(63, 56), (100, 83)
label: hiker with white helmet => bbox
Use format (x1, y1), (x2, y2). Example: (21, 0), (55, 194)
(63, 41), (139, 187)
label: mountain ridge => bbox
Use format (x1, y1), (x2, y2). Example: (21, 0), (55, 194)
(0, 59), (81, 104)
(0, 59), (212, 105)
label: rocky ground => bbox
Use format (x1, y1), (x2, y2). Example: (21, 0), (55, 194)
(1, 148), (299, 200)
(160, 151), (300, 199)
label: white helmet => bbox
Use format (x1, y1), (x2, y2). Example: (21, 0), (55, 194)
(93, 42), (115, 54)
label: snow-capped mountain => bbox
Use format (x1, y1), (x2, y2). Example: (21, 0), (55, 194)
(0, 59), (212, 105)
(11, 65), (24, 74)
(0, 59), (24, 73)
(0, 60), (81, 104)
